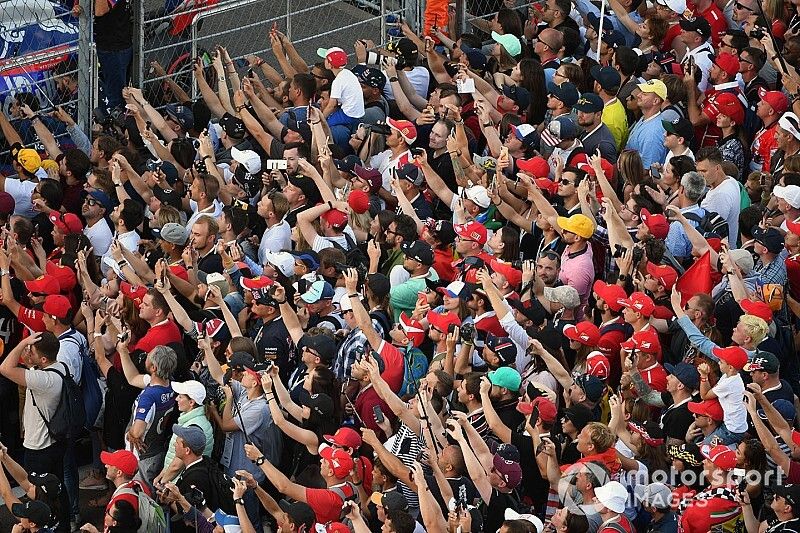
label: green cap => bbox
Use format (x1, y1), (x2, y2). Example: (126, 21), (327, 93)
(488, 367), (522, 392)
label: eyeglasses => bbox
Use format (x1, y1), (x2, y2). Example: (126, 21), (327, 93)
(739, 56), (753, 65)
(558, 179), (575, 185)
(303, 346), (321, 359)
(30, 292), (48, 297)
(539, 250), (560, 261)
(735, 1), (754, 11)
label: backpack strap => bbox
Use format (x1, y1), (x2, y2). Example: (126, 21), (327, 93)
(29, 364), (68, 427)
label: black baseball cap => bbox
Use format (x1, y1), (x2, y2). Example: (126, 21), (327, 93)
(279, 500), (317, 529)
(12, 501), (51, 526)
(661, 117), (695, 144)
(547, 81), (579, 107)
(358, 67), (387, 89)
(573, 92), (604, 113)
(590, 65), (622, 92)
(752, 226), (785, 254)
(219, 113), (246, 139)
(679, 16), (712, 40)
(288, 175), (321, 204)
(298, 334), (337, 365)
(401, 240), (434, 266)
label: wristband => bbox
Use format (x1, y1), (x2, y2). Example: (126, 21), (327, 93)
(255, 59), (265, 66)
(327, 201), (333, 209)
(348, 293), (359, 298)
(275, 299), (286, 304)
(700, 377), (709, 382)
(203, 155), (213, 161)
(93, 332), (103, 338)
(482, 122), (494, 127)
(0, 270), (8, 276)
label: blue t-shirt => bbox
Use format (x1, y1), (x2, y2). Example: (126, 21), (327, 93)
(133, 379), (176, 459)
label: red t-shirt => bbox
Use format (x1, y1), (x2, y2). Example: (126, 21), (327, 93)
(640, 363), (668, 392)
(433, 248), (456, 283)
(133, 320), (183, 353)
(689, 1), (726, 46)
(306, 484), (356, 523)
(354, 385), (394, 440)
(599, 515), (635, 533)
(17, 305), (45, 334)
(786, 254), (800, 300)
(378, 340), (404, 393)
(678, 487), (741, 533)
(752, 122), (779, 172)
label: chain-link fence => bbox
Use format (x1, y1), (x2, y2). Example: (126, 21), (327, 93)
(134, 0), (417, 106)
(0, 0), (94, 157)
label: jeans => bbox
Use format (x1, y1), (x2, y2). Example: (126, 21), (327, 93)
(134, 451), (166, 493)
(63, 438), (79, 520)
(26, 443), (70, 530)
(327, 108), (360, 148)
(703, 423), (747, 446)
(97, 47), (133, 109)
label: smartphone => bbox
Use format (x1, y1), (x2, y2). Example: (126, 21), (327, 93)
(417, 291), (427, 307)
(201, 52), (212, 68)
(373, 405), (385, 424)
(117, 329), (130, 342)
(650, 166), (660, 179)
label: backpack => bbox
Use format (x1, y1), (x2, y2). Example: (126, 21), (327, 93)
(398, 346), (428, 397)
(369, 309), (393, 341)
(62, 335), (105, 430)
(329, 233), (369, 271)
(204, 457), (236, 514)
(684, 210), (729, 240)
(31, 364), (86, 442)
(117, 482), (167, 533)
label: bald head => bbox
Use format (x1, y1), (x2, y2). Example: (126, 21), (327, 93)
(539, 28), (564, 54)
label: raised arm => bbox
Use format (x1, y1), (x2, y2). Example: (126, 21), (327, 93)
(344, 269), (383, 350)
(264, 378), (319, 452)
(415, 150), (455, 207)
(115, 333), (147, 389)
(243, 443), (307, 502)
(22, 106), (62, 158)
(478, 376), (512, 443)
(448, 421), (491, 502)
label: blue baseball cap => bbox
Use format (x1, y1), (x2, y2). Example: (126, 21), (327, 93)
(664, 362), (700, 390)
(87, 189), (115, 212)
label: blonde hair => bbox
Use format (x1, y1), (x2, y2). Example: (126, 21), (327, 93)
(585, 422), (616, 452)
(739, 314), (768, 346)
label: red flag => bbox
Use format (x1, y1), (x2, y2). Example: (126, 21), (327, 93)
(675, 251), (712, 307)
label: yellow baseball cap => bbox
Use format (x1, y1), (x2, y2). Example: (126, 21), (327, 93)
(557, 213), (595, 239)
(636, 79), (667, 101)
(17, 149), (42, 173)
(41, 159), (59, 173)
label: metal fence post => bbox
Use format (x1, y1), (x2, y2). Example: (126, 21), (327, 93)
(77, 0), (95, 132)
(133, 0), (145, 86)
(380, 0), (386, 41)
(455, 0), (465, 38)
(286, 0), (292, 40)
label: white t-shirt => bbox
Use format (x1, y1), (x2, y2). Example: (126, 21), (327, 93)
(331, 69), (365, 119)
(369, 149), (412, 192)
(382, 66), (430, 101)
(701, 176), (740, 244)
(712, 373), (748, 434)
(258, 220), (292, 265)
(84, 219), (114, 256)
(664, 146), (695, 168)
(4, 178), (37, 218)
(101, 229), (141, 277)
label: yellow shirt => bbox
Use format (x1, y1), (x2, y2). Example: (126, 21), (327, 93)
(602, 98), (628, 152)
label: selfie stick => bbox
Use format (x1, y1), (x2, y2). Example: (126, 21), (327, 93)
(230, 390), (251, 444)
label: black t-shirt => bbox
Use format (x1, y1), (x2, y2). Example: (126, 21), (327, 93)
(511, 430), (551, 512)
(660, 399), (695, 442)
(94, 0), (132, 50)
(103, 367), (140, 450)
(483, 489), (521, 533)
(251, 317), (294, 378)
(426, 474), (481, 515)
(197, 251), (223, 274)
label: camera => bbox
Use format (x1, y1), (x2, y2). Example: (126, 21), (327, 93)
(365, 123), (392, 136)
(631, 245), (644, 266)
(410, 147), (425, 157)
(510, 260), (524, 270)
(459, 322), (476, 343)
(93, 106), (126, 130)
(185, 485), (206, 508)
(265, 159), (288, 170)
(750, 26), (766, 39)
(146, 159), (163, 173)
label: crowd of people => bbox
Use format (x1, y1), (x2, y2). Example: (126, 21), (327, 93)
(0, 0), (800, 531)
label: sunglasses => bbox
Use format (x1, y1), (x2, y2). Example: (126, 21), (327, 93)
(735, 1), (754, 11)
(558, 179), (575, 185)
(85, 197), (99, 206)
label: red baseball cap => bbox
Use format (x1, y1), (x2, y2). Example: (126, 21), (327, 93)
(317, 47), (348, 68)
(321, 208), (348, 230)
(640, 209), (670, 239)
(49, 212), (83, 235)
(700, 443), (737, 470)
(240, 276), (274, 291)
(713, 92), (745, 125)
(618, 291), (655, 317)
(712, 345), (748, 370)
(688, 399), (724, 421)
(25, 274), (61, 296)
(387, 118), (418, 144)
(489, 259), (522, 288)
(319, 444), (355, 478)
(426, 309), (462, 333)
(563, 321), (600, 346)
(454, 221), (487, 245)
(43, 294), (71, 320)
(534, 177), (559, 195)
(714, 52), (740, 78)
(740, 299), (773, 323)
(587, 350), (610, 380)
(530, 396), (558, 423)
(517, 156), (550, 178)
(327, 523), (351, 533)
(646, 261), (678, 290)
(324, 427), (362, 450)
(100, 449), (138, 477)
(759, 87), (789, 115)
(45, 261), (77, 292)
(399, 312), (425, 347)
(348, 190), (370, 215)
(593, 280), (627, 312)
(120, 281), (148, 309)
(621, 328), (662, 355)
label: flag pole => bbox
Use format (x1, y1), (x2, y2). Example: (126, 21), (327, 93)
(596, 0), (606, 58)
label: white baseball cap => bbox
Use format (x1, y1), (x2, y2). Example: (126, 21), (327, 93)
(464, 185), (491, 209)
(774, 185), (800, 209)
(265, 251), (296, 278)
(655, 0), (686, 14)
(504, 509), (544, 533)
(779, 112), (800, 142)
(231, 147), (262, 174)
(594, 481), (629, 514)
(172, 380), (207, 405)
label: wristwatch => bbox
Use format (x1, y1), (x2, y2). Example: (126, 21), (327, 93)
(254, 456), (266, 465)
(389, 76), (399, 83)
(234, 498), (245, 506)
